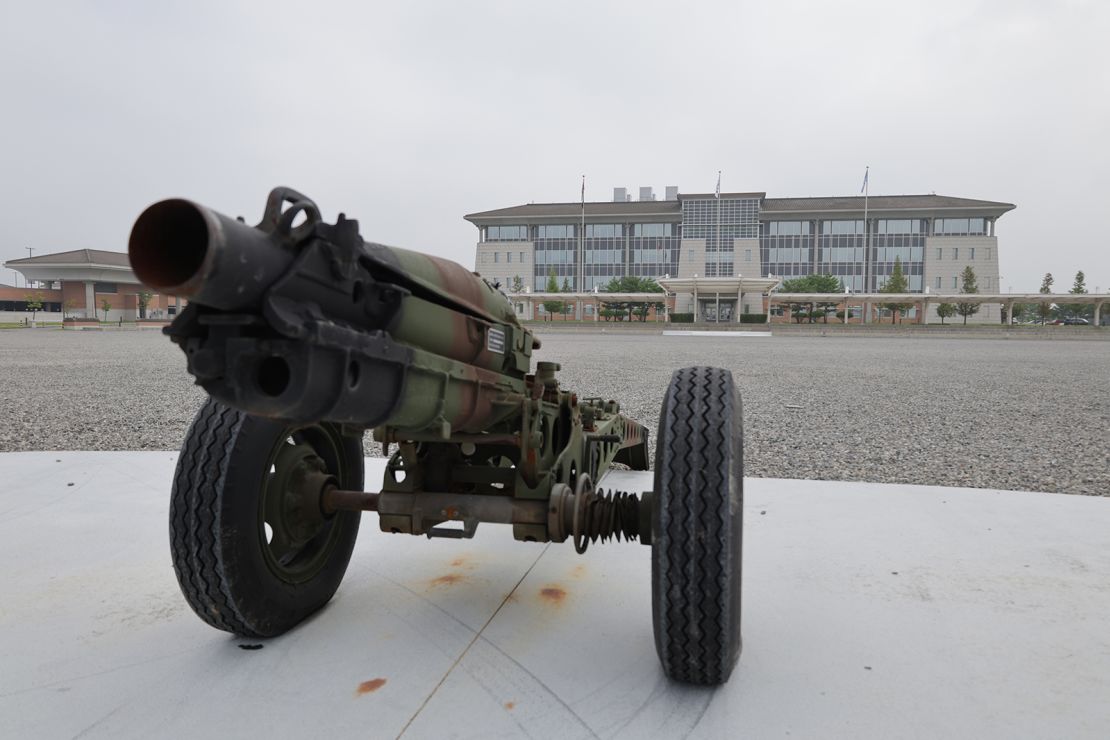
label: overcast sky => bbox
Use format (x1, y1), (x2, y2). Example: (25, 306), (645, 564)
(1, 0), (1107, 292)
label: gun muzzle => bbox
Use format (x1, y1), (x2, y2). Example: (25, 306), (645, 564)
(129, 198), (293, 311)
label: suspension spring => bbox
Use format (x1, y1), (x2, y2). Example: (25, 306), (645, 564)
(549, 474), (653, 553)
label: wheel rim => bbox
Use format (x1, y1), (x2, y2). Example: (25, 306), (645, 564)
(259, 425), (349, 584)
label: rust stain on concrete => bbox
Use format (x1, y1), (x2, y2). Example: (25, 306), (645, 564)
(504, 701), (516, 710)
(570, 564), (587, 579)
(539, 585), (567, 605)
(429, 573), (464, 587)
(357, 678), (387, 695)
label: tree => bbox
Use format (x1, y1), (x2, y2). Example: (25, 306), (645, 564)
(780, 274), (841, 323)
(63, 299), (78, 320)
(936, 303), (956, 325)
(879, 257), (911, 324)
(510, 275), (524, 293)
(137, 290), (153, 319)
(1068, 270), (1089, 319)
(541, 269), (563, 321)
(1037, 273), (1054, 325)
(601, 275), (665, 322)
(25, 293), (44, 324)
(101, 298), (112, 322)
(956, 266), (980, 325)
(560, 277), (575, 319)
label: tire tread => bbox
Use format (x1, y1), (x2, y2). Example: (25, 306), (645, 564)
(653, 366), (742, 684)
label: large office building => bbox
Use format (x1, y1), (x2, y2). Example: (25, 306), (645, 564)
(466, 186), (1015, 322)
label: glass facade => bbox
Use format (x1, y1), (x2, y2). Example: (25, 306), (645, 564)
(934, 217), (987, 236)
(816, 220), (863, 290)
(762, 220), (814, 279)
(533, 222), (679, 291)
(483, 225), (528, 241)
(683, 197), (760, 277)
(760, 218), (928, 291)
(871, 219), (925, 292)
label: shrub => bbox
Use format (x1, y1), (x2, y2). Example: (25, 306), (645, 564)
(669, 313), (694, 323)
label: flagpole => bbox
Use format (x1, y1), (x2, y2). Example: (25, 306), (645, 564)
(580, 174), (585, 296)
(862, 165), (870, 323)
(715, 170), (721, 280)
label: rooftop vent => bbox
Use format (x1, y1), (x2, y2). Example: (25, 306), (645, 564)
(665, 186), (678, 201)
(613, 187), (627, 203)
(639, 186), (655, 202)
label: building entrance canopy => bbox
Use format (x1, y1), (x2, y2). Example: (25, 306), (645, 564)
(658, 276), (781, 324)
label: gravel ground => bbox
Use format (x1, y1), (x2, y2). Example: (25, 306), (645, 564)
(1, 328), (1106, 495)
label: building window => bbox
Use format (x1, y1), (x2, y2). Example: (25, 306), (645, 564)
(632, 223), (674, 237)
(94, 282), (118, 293)
(986, 248), (991, 261)
(935, 218), (987, 236)
(766, 221), (811, 236)
(745, 248), (752, 261)
(984, 277), (991, 289)
(820, 220), (864, 235)
(969, 247), (976, 260)
(935, 247), (942, 260)
(877, 219), (924, 234)
(519, 251), (526, 262)
(952, 247), (959, 260)
(493, 253), (500, 263)
(506, 252), (512, 263)
(586, 224), (622, 237)
(935, 277), (942, 289)
(953, 276), (959, 289)
(485, 225), (528, 241)
(537, 224), (575, 238)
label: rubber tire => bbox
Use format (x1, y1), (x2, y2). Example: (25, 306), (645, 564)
(169, 398), (363, 638)
(652, 366), (743, 684)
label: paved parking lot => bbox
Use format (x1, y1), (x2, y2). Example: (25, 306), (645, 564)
(1, 328), (1106, 494)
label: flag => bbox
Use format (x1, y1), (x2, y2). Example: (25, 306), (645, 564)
(715, 171), (721, 199)
(860, 167), (869, 194)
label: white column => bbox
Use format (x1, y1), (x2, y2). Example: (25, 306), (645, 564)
(1095, 301), (1103, 327)
(84, 281), (95, 319)
(922, 299), (929, 326)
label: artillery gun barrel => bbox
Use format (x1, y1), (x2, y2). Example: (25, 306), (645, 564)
(130, 198), (292, 311)
(127, 188), (536, 434)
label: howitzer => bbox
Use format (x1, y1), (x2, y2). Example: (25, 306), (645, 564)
(129, 187), (743, 685)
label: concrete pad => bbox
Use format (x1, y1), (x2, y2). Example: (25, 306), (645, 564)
(1, 452), (1108, 739)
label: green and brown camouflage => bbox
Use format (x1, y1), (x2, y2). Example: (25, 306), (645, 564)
(129, 187), (650, 544)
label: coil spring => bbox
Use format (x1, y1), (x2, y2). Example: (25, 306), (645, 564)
(552, 474), (645, 554)
(575, 486), (643, 553)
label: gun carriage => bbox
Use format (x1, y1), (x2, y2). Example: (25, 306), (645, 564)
(129, 188), (744, 684)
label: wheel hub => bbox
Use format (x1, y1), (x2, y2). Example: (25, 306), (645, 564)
(261, 436), (340, 580)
